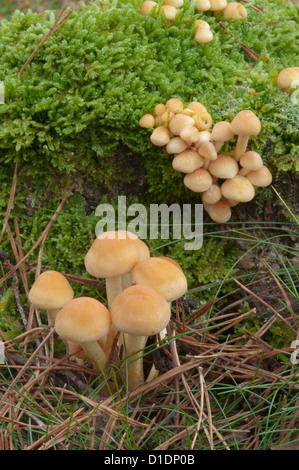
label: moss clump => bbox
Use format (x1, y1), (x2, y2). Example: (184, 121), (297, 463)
(0, 0), (297, 201)
(0, 288), (23, 339)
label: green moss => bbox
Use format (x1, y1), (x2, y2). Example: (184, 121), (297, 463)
(0, 0), (297, 200)
(0, 288), (23, 339)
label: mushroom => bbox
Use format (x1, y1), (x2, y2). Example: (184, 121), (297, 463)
(201, 183), (222, 204)
(150, 126), (171, 146)
(166, 98), (185, 114)
(187, 101), (207, 114)
(184, 168), (213, 192)
(111, 284), (171, 389)
(154, 103), (167, 116)
(139, 113), (155, 129)
(223, 2), (247, 19)
(221, 175), (255, 202)
(239, 151), (263, 175)
(208, 200), (232, 223)
(55, 297), (111, 372)
(277, 67), (299, 92)
(140, 1), (158, 16)
(197, 140), (218, 160)
(209, 0), (227, 12)
(195, 0), (211, 11)
(169, 114), (195, 135)
(195, 28), (214, 44)
(246, 166), (273, 187)
(179, 125), (202, 144)
(131, 256), (188, 303)
(208, 154), (239, 179)
(211, 121), (234, 152)
(193, 111), (213, 130)
(28, 270), (74, 327)
(164, 0), (184, 7)
(172, 149), (204, 173)
(161, 4), (178, 25)
(230, 110), (261, 160)
(166, 137), (188, 154)
(84, 230), (139, 308)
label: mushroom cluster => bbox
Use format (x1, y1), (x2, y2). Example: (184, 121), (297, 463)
(140, 0), (184, 25)
(195, 0), (247, 20)
(28, 231), (188, 391)
(140, 102), (273, 223)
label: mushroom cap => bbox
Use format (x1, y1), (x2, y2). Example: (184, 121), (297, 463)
(184, 168), (213, 192)
(187, 101), (207, 114)
(55, 297), (111, 344)
(85, 231), (139, 278)
(139, 114), (155, 129)
(159, 256), (183, 272)
(162, 4), (178, 21)
(166, 137), (188, 154)
(195, 0), (211, 12)
(131, 257), (188, 302)
(209, 0), (227, 10)
(140, 1), (158, 15)
(164, 0), (184, 7)
(195, 28), (214, 44)
(208, 154), (239, 179)
(195, 20), (210, 30)
(150, 126), (170, 146)
(277, 67), (299, 92)
(209, 200), (232, 223)
(230, 110), (261, 136)
(198, 141), (217, 160)
(211, 121), (234, 143)
(29, 270), (74, 311)
(246, 166), (273, 187)
(169, 114), (195, 135)
(180, 125), (201, 144)
(166, 98), (184, 114)
(111, 284), (171, 337)
(239, 151), (263, 171)
(223, 2), (247, 19)
(131, 237), (150, 261)
(154, 103), (167, 116)
(201, 183), (222, 204)
(221, 175), (255, 202)
(172, 150), (204, 173)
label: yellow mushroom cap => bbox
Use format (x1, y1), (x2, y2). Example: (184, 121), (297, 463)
(184, 168), (213, 192)
(187, 102), (207, 114)
(179, 125), (201, 144)
(211, 121), (234, 143)
(111, 284), (171, 337)
(195, 28), (214, 44)
(239, 151), (263, 171)
(208, 154), (239, 179)
(139, 114), (155, 128)
(169, 114), (195, 135)
(209, 0), (227, 10)
(159, 256), (183, 272)
(230, 110), (261, 137)
(29, 270), (74, 311)
(166, 137), (188, 154)
(150, 126), (171, 146)
(172, 150), (204, 173)
(277, 67), (299, 92)
(140, 1), (158, 16)
(198, 141), (218, 160)
(246, 166), (273, 187)
(221, 175), (255, 202)
(154, 103), (167, 116)
(131, 257), (188, 302)
(166, 98), (184, 114)
(195, 0), (211, 12)
(164, 0), (184, 7)
(162, 4), (178, 21)
(85, 231), (139, 278)
(223, 3), (247, 19)
(209, 200), (232, 223)
(201, 183), (222, 204)
(55, 297), (111, 344)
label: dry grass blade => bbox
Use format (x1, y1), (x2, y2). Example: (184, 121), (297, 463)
(0, 162), (18, 245)
(219, 22), (260, 61)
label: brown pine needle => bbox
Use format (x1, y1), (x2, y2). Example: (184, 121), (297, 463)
(219, 22), (260, 62)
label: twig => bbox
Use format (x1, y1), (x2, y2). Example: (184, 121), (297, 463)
(18, 5), (74, 77)
(219, 22), (260, 62)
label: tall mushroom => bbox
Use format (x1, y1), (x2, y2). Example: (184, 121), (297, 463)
(55, 297), (111, 372)
(28, 270), (74, 327)
(230, 110), (261, 161)
(111, 284), (171, 390)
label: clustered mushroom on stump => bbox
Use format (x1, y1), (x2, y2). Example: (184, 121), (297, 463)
(139, 100), (273, 223)
(28, 231), (188, 391)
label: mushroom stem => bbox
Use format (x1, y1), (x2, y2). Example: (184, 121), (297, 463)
(46, 308), (62, 326)
(105, 276), (123, 309)
(81, 341), (107, 372)
(234, 135), (249, 161)
(121, 334), (148, 390)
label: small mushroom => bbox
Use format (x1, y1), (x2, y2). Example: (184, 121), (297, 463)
(208, 200), (232, 223)
(172, 149), (204, 173)
(111, 284), (171, 389)
(162, 4), (178, 25)
(166, 98), (185, 114)
(197, 140), (218, 160)
(239, 151), (263, 175)
(179, 125), (202, 144)
(140, 1), (158, 16)
(195, 28), (214, 44)
(193, 111), (213, 130)
(150, 126), (171, 146)
(55, 297), (111, 372)
(195, 0), (211, 11)
(164, 0), (184, 7)
(223, 2), (247, 19)
(29, 270), (74, 327)
(221, 175), (255, 202)
(184, 168), (213, 192)
(187, 101), (207, 114)
(139, 113), (155, 129)
(208, 154), (239, 179)
(246, 166), (273, 187)
(201, 183), (222, 204)
(169, 114), (195, 135)
(166, 137), (188, 154)
(209, 0), (227, 12)
(230, 110), (261, 161)
(211, 121), (234, 152)
(277, 67), (299, 92)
